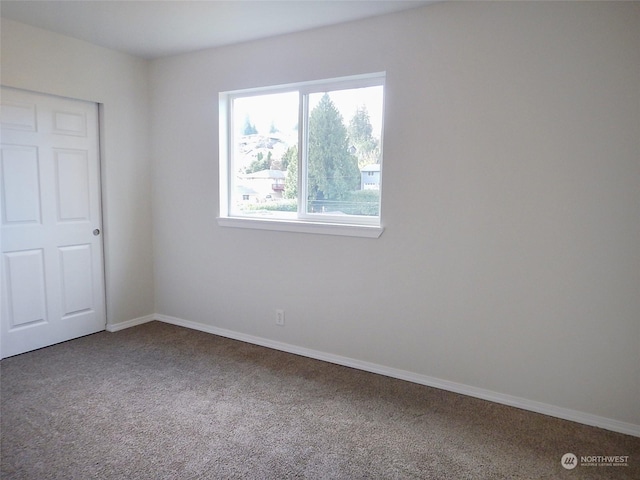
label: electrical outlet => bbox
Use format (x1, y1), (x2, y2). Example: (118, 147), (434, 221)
(275, 309), (285, 326)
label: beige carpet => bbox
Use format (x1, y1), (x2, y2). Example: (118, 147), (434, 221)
(1, 321), (638, 479)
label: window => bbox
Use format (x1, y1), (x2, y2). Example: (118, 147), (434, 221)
(218, 73), (385, 238)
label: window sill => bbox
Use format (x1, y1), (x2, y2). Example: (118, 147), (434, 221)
(217, 216), (384, 238)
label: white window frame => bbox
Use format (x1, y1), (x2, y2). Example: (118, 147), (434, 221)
(218, 73), (385, 238)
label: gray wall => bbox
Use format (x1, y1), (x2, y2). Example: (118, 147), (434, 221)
(150, 1), (639, 428)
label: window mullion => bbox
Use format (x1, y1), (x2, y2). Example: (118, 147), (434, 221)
(298, 91), (308, 219)
(221, 94), (231, 216)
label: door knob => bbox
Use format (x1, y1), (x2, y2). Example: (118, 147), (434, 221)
(93, 229), (101, 236)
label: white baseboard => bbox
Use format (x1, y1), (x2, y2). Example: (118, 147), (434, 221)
(117, 313), (639, 438)
(106, 314), (155, 332)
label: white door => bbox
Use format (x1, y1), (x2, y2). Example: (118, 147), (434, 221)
(0, 87), (105, 358)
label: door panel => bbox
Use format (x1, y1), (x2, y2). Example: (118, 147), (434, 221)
(1, 87), (105, 358)
(59, 244), (94, 317)
(52, 109), (87, 137)
(1, 145), (41, 224)
(55, 149), (91, 221)
(0, 100), (37, 132)
(3, 249), (47, 329)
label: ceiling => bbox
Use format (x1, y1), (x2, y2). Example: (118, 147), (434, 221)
(0, 0), (433, 59)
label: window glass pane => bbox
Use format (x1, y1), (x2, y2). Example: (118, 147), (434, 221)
(231, 91), (299, 217)
(306, 85), (383, 217)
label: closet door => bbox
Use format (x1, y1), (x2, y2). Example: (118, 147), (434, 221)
(1, 87), (105, 358)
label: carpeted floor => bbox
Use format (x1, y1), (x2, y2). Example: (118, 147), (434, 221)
(1, 321), (638, 479)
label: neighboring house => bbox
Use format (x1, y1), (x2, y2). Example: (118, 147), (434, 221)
(238, 169), (286, 200)
(360, 163), (381, 190)
(235, 184), (260, 204)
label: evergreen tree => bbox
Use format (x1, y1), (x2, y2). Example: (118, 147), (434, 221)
(308, 94), (360, 201)
(242, 115), (258, 135)
(280, 144), (296, 171)
(348, 105), (379, 168)
(283, 145), (298, 199)
(246, 152), (269, 173)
